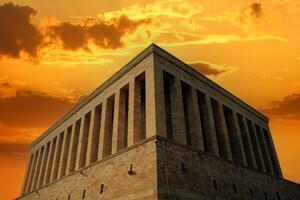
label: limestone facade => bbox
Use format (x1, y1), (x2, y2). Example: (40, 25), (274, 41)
(17, 44), (300, 200)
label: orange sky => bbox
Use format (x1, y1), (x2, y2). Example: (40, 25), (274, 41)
(0, 0), (300, 199)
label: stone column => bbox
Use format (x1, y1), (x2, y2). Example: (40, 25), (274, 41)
(32, 146), (44, 190)
(59, 125), (72, 178)
(86, 109), (96, 165)
(242, 117), (257, 169)
(45, 137), (57, 184)
(75, 117), (85, 170)
(112, 90), (121, 154)
(252, 123), (267, 172)
(265, 127), (283, 178)
(88, 105), (102, 164)
(27, 150), (39, 192)
(102, 96), (115, 158)
(128, 78), (141, 146)
(98, 100), (107, 160)
(98, 97), (115, 159)
(112, 89), (128, 154)
(57, 130), (67, 178)
(78, 112), (92, 169)
(51, 133), (63, 181)
(232, 112), (247, 166)
(258, 125), (275, 175)
(217, 103), (233, 160)
(38, 142), (50, 187)
(65, 122), (76, 175)
(146, 62), (167, 139)
(68, 120), (80, 173)
(170, 78), (187, 145)
(205, 96), (220, 156)
(21, 153), (34, 194)
(189, 88), (204, 151)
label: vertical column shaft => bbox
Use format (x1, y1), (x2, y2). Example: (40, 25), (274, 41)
(51, 132), (64, 181)
(248, 120), (266, 172)
(211, 100), (233, 160)
(256, 124), (275, 175)
(233, 112), (247, 166)
(86, 110), (96, 165)
(38, 142), (50, 187)
(27, 150), (39, 192)
(112, 87), (128, 154)
(239, 116), (257, 169)
(75, 117), (85, 170)
(98, 100), (107, 160)
(223, 106), (247, 165)
(69, 119), (81, 173)
(32, 146), (44, 190)
(264, 127), (283, 177)
(205, 96), (220, 155)
(112, 90), (121, 154)
(59, 125), (72, 177)
(189, 88), (204, 151)
(89, 104), (102, 164)
(78, 112), (91, 169)
(65, 123), (75, 174)
(57, 130), (67, 178)
(99, 96), (115, 159)
(128, 78), (141, 145)
(147, 62), (167, 139)
(21, 154), (33, 194)
(181, 82), (192, 146)
(45, 137), (57, 184)
(170, 78), (186, 144)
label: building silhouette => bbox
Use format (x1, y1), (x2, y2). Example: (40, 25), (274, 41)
(17, 44), (300, 200)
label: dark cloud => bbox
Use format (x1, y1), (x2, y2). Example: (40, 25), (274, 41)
(0, 142), (29, 155)
(0, 2), (152, 60)
(50, 15), (151, 51)
(239, 2), (263, 24)
(0, 3), (42, 59)
(0, 90), (78, 127)
(189, 62), (227, 76)
(260, 93), (300, 119)
(51, 22), (88, 51)
(249, 3), (262, 18)
(1, 82), (11, 88)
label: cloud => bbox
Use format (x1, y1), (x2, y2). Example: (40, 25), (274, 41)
(260, 93), (300, 119)
(0, 2), (152, 60)
(51, 22), (88, 51)
(0, 3), (42, 59)
(0, 89), (79, 127)
(50, 15), (151, 51)
(240, 2), (263, 24)
(189, 61), (228, 76)
(158, 34), (287, 47)
(0, 142), (29, 156)
(249, 3), (262, 18)
(1, 82), (11, 88)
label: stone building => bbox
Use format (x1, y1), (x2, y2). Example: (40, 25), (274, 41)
(17, 44), (300, 200)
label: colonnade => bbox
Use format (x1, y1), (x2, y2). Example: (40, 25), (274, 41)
(157, 70), (282, 178)
(21, 65), (282, 195)
(22, 72), (147, 194)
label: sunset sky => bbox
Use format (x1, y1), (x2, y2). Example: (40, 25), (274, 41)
(0, 0), (300, 199)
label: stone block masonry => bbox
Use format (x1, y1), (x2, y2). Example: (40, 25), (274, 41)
(17, 44), (299, 200)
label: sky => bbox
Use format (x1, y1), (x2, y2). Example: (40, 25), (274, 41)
(0, 0), (299, 199)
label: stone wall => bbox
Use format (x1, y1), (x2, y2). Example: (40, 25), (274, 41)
(17, 139), (158, 200)
(156, 138), (300, 200)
